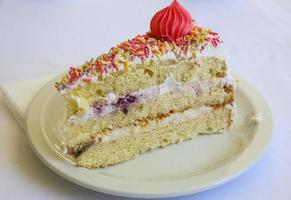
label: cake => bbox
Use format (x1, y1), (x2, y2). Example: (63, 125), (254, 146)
(55, 0), (235, 168)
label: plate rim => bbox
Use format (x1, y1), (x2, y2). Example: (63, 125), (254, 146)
(25, 74), (273, 198)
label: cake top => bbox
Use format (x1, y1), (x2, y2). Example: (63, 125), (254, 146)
(55, 1), (222, 92)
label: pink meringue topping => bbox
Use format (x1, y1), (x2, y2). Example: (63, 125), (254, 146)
(150, 0), (193, 41)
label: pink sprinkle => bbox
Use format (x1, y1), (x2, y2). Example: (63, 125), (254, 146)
(200, 45), (205, 53)
(179, 48), (183, 56)
(184, 45), (189, 55)
(209, 31), (218, 36)
(211, 38), (219, 47)
(144, 46), (149, 57)
(112, 63), (119, 71)
(82, 78), (92, 83)
(99, 65), (105, 73)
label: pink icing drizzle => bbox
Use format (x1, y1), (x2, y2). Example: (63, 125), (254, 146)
(150, 0), (193, 41)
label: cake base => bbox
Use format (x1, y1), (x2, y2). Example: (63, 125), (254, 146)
(76, 106), (232, 168)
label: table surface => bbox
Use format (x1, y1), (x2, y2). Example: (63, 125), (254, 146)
(1, 0), (291, 199)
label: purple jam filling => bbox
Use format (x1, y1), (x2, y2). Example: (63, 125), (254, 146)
(93, 94), (139, 115)
(93, 104), (104, 115)
(113, 94), (139, 114)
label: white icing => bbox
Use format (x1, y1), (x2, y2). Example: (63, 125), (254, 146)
(67, 110), (95, 124)
(106, 93), (117, 103)
(61, 73), (98, 94)
(159, 106), (212, 127)
(198, 42), (225, 58)
(159, 75), (182, 94)
(101, 106), (213, 144)
(160, 50), (177, 60)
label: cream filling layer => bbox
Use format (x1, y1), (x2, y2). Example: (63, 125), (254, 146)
(67, 75), (233, 125)
(100, 106), (213, 144)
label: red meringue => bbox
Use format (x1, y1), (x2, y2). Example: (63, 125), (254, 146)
(150, 0), (193, 41)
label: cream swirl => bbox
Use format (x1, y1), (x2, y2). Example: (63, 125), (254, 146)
(150, 0), (193, 41)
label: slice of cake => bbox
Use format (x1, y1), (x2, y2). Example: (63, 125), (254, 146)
(55, 0), (235, 168)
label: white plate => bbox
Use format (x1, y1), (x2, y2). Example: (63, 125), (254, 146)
(26, 75), (273, 198)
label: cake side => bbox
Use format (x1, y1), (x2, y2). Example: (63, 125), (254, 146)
(56, 25), (232, 154)
(61, 56), (235, 158)
(56, 0), (236, 169)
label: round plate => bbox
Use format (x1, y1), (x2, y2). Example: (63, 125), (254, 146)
(26, 74), (273, 198)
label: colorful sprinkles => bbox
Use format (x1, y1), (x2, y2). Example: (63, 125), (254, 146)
(55, 26), (222, 91)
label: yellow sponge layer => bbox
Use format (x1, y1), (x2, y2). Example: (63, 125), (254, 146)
(66, 57), (227, 113)
(76, 106), (232, 168)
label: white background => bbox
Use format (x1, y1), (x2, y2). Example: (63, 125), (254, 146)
(1, 0), (291, 199)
